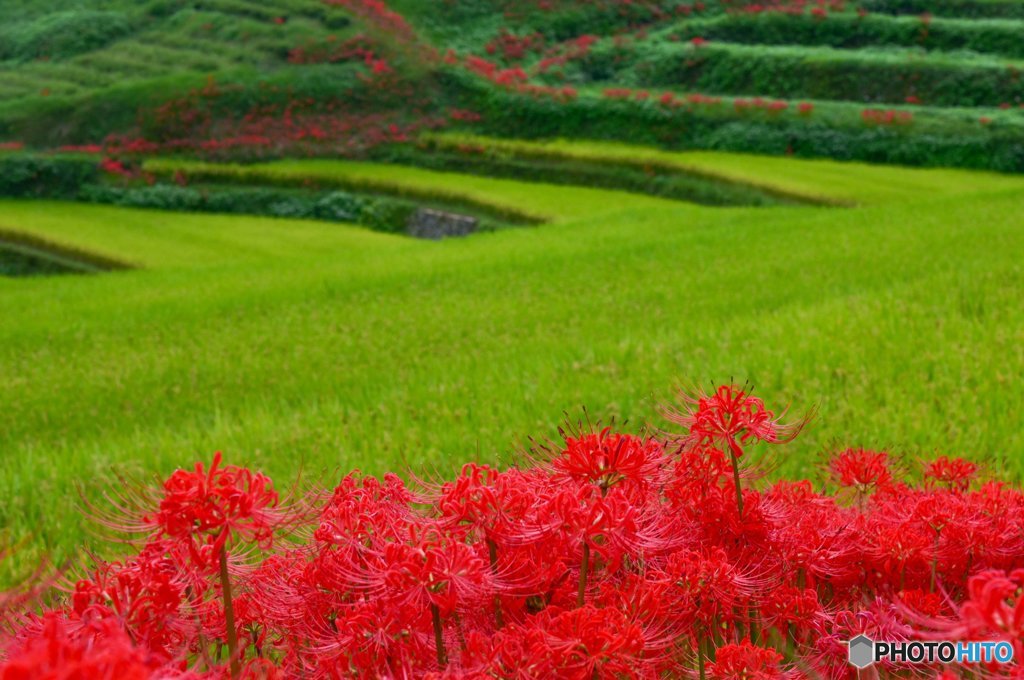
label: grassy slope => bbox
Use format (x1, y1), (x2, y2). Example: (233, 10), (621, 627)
(0, 0), (358, 143)
(2, 148), (1024, 568)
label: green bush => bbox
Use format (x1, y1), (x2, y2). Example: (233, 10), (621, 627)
(665, 13), (1024, 60)
(445, 71), (1024, 172)
(0, 155), (98, 198)
(75, 181), (490, 236)
(576, 40), (1024, 107)
(0, 11), (135, 62)
(360, 198), (416, 234)
(859, 0), (1024, 19)
(80, 184), (205, 211)
(314, 191), (366, 222)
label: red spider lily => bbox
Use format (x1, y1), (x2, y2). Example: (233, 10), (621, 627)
(908, 569), (1024, 667)
(658, 547), (767, 633)
(0, 614), (176, 679)
(952, 569), (1024, 640)
(69, 542), (191, 660)
(473, 605), (648, 679)
(143, 452), (284, 568)
(99, 157), (131, 177)
(829, 448), (893, 494)
(367, 524), (492, 618)
(707, 639), (792, 679)
(552, 428), (667, 492)
(759, 586), (822, 632)
(862, 108), (914, 126)
(665, 385), (804, 459)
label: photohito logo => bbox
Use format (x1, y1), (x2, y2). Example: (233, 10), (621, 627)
(847, 635), (1015, 669)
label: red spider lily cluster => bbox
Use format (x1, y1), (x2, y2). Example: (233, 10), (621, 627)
(861, 108), (915, 126)
(486, 30), (546, 62)
(91, 63), (455, 161)
(4, 384), (1024, 678)
(325, 0), (421, 48)
(733, 97), (790, 115)
(0, 142), (24, 151)
(460, 55), (578, 102)
(724, 0), (846, 15)
(536, 34), (600, 73)
(286, 34), (382, 67)
(601, 88), (822, 123)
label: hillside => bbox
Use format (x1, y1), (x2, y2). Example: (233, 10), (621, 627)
(2, 0), (1024, 169)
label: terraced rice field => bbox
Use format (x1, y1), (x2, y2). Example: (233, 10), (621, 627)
(2, 142), (1024, 572)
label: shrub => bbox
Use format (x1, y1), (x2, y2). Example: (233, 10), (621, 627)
(445, 70), (1024, 172)
(2, 385), (1023, 677)
(578, 40), (1024, 108)
(77, 181), (488, 236)
(0, 154), (98, 198)
(314, 191), (366, 221)
(80, 184), (205, 211)
(360, 197), (417, 233)
(666, 12), (1024, 60)
(860, 0), (1024, 19)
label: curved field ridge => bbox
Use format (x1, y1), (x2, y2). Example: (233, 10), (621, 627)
(425, 134), (1024, 206)
(144, 157), (686, 224)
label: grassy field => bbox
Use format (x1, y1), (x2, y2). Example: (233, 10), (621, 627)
(3, 144), (1024, 571)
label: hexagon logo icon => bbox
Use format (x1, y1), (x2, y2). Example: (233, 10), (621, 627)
(848, 634), (875, 669)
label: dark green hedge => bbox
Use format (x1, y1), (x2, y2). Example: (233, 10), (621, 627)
(578, 41), (1024, 107)
(859, 0), (1024, 19)
(667, 13), (1024, 60)
(444, 71), (1024, 171)
(0, 154), (99, 198)
(77, 183), (508, 235)
(79, 184), (413, 234)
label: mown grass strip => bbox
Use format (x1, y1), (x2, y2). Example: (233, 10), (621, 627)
(425, 133), (1024, 206)
(146, 158), (561, 223)
(418, 132), (849, 207)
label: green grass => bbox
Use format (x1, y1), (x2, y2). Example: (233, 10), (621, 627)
(423, 133), (1024, 205)
(144, 158), (685, 222)
(3, 146), (1024, 575)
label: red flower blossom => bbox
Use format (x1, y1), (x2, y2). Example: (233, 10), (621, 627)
(552, 428), (666, 491)
(132, 452), (286, 569)
(924, 456), (978, 491)
(708, 639), (789, 679)
(666, 384), (804, 458)
(829, 448), (893, 493)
